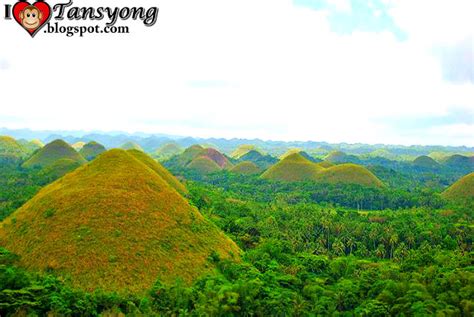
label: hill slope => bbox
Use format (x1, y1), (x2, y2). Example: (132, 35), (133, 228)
(187, 156), (222, 174)
(413, 155), (439, 169)
(261, 153), (324, 182)
(120, 141), (144, 152)
(442, 173), (474, 203)
(230, 161), (261, 175)
(315, 164), (385, 188)
(79, 141), (107, 161)
(22, 139), (87, 169)
(0, 149), (239, 293)
(0, 136), (26, 161)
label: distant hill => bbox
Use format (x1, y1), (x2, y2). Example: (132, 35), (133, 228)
(0, 136), (27, 162)
(413, 155), (440, 169)
(261, 153), (324, 182)
(40, 158), (83, 180)
(316, 161), (335, 168)
(120, 141), (144, 152)
(443, 154), (473, 168)
(22, 139), (86, 169)
(79, 141), (106, 161)
(239, 150), (278, 169)
(202, 148), (233, 169)
(17, 139), (43, 155)
(325, 151), (360, 164)
(72, 141), (86, 151)
(0, 149), (239, 293)
(231, 144), (256, 159)
(154, 143), (183, 161)
(442, 172), (474, 204)
(280, 149), (320, 163)
(315, 164), (384, 188)
(187, 156), (222, 174)
(230, 161), (261, 175)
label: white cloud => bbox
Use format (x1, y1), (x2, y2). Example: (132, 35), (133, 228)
(0, 0), (472, 146)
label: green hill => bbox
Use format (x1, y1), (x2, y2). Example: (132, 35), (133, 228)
(325, 151), (360, 164)
(316, 161), (335, 168)
(179, 145), (205, 165)
(0, 149), (239, 294)
(442, 173), (474, 204)
(187, 156), (222, 174)
(17, 139), (43, 155)
(40, 158), (83, 180)
(280, 149), (320, 163)
(154, 143), (183, 161)
(72, 141), (86, 151)
(315, 164), (385, 188)
(202, 148), (233, 169)
(443, 154), (473, 168)
(79, 141), (106, 161)
(120, 141), (144, 152)
(261, 153), (324, 182)
(231, 145), (256, 159)
(239, 150), (278, 169)
(413, 155), (440, 169)
(22, 139), (87, 169)
(230, 161), (261, 175)
(0, 136), (26, 159)
(127, 149), (188, 195)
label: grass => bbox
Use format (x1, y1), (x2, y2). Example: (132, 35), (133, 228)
(442, 172), (474, 203)
(187, 156), (222, 174)
(230, 161), (261, 175)
(261, 153), (324, 182)
(413, 155), (439, 168)
(0, 149), (240, 294)
(231, 144), (256, 159)
(22, 139), (87, 169)
(120, 141), (144, 152)
(79, 141), (106, 161)
(0, 136), (27, 158)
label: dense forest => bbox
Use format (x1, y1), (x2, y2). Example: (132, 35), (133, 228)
(0, 136), (473, 316)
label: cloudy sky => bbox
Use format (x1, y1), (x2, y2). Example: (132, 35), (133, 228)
(0, 0), (473, 146)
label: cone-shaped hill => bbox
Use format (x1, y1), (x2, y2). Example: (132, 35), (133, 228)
(0, 136), (27, 161)
(325, 151), (360, 164)
(72, 141), (86, 151)
(0, 149), (239, 293)
(261, 153), (324, 182)
(120, 141), (144, 152)
(315, 164), (384, 188)
(79, 141), (106, 161)
(201, 148), (233, 169)
(154, 143), (183, 161)
(187, 156), (222, 174)
(316, 161), (335, 168)
(231, 144), (256, 159)
(18, 139), (43, 155)
(230, 161), (261, 175)
(127, 149), (188, 195)
(413, 155), (439, 169)
(239, 150), (278, 169)
(442, 173), (474, 204)
(22, 139), (87, 169)
(280, 149), (320, 163)
(442, 154), (474, 170)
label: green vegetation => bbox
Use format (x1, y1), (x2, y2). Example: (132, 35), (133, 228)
(22, 139), (86, 169)
(0, 137), (472, 315)
(79, 141), (106, 161)
(153, 142), (183, 161)
(230, 161), (261, 175)
(231, 144), (256, 159)
(0, 136), (27, 163)
(120, 141), (144, 152)
(71, 141), (86, 151)
(0, 149), (239, 293)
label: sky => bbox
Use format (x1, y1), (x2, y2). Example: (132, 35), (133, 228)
(0, 0), (473, 146)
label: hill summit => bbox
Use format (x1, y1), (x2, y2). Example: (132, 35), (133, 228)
(22, 139), (86, 169)
(0, 149), (239, 293)
(79, 141), (106, 161)
(442, 172), (474, 204)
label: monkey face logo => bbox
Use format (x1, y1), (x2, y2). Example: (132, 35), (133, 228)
(13, 1), (51, 37)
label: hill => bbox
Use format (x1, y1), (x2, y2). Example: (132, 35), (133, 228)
(154, 143), (183, 161)
(325, 151), (360, 164)
(40, 158), (83, 180)
(127, 149), (188, 195)
(201, 148), (234, 169)
(79, 141), (107, 161)
(72, 141), (86, 151)
(315, 164), (385, 188)
(239, 150), (278, 169)
(0, 136), (26, 162)
(22, 140), (87, 169)
(187, 156), (222, 174)
(0, 149), (239, 293)
(231, 144), (256, 159)
(280, 149), (320, 163)
(442, 173), (474, 204)
(120, 141), (144, 152)
(261, 153), (324, 182)
(316, 161), (335, 168)
(413, 155), (440, 169)
(230, 161), (261, 175)
(17, 139), (43, 155)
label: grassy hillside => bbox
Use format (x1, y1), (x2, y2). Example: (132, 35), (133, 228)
(315, 163), (385, 188)
(442, 172), (474, 203)
(187, 156), (222, 174)
(79, 141), (106, 161)
(231, 144), (256, 159)
(120, 141), (144, 152)
(230, 161), (261, 175)
(154, 143), (183, 161)
(0, 149), (239, 293)
(261, 153), (324, 182)
(413, 155), (439, 169)
(202, 148), (234, 169)
(0, 136), (26, 159)
(22, 140), (87, 169)
(316, 161), (335, 168)
(72, 141), (86, 151)
(127, 149), (188, 195)
(239, 150), (278, 169)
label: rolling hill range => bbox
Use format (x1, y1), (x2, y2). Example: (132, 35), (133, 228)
(442, 172), (474, 204)
(0, 149), (239, 293)
(262, 153), (384, 187)
(79, 141), (107, 161)
(22, 140), (87, 169)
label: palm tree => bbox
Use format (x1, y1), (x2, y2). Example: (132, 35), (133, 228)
(389, 233), (399, 259)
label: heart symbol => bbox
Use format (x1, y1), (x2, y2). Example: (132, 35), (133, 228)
(13, 0), (52, 37)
